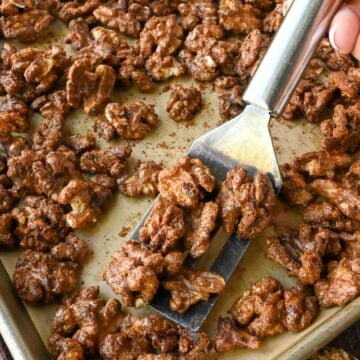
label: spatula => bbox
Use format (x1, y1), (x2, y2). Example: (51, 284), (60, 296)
(130, 0), (343, 331)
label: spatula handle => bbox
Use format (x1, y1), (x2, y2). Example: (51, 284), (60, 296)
(242, 0), (342, 116)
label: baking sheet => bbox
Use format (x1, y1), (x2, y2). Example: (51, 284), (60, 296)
(1, 21), (360, 360)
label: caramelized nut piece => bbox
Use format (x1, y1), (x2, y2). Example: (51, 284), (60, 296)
(51, 233), (90, 263)
(219, 0), (262, 34)
(215, 317), (261, 352)
(216, 168), (275, 238)
(104, 241), (165, 307)
(158, 156), (216, 209)
(117, 161), (164, 197)
(80, 144), (132, 177)
(139, 198), (186, 253)
(314, 258), (360, 307)
(0, 9), (53, 42)
(311, 179), (360, 221)
(284, 285), (318, 332)
(13, 250), (78, 303)
(0, 213), (15, 249)
(0, 95), (29, 134)
(12, 196), (68, 251)
(184, 201), (219, 258)
(166, 84), (202, 122)
(162, 267), (225, 314)
(104, 102), (159, 140)
(51, 286), (123, 353)
(231, 277), (285, 338)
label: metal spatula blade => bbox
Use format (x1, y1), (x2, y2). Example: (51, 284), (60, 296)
(132, 0), (342, 331)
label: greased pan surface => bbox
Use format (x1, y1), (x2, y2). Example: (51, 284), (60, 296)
(1, 21), (360, 360)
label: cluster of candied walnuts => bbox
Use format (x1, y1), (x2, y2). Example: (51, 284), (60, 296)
(267, 148), (360, 308)
(1, 0), (360, 358)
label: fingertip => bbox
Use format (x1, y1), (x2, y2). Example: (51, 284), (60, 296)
(330, 7), (360, 54)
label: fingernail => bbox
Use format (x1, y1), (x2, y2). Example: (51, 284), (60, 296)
(329, 26), (340, 52)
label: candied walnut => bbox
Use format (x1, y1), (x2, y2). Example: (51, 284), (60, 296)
(158, 156), (216, 209)
(0, 134), (29, 161)
(0, 213), (15, 248)
(103, 102), (159, 140)
(218, 85), (244, 123)
(303, 202), (360, 233)
(139, 198), (186, 253)
(311, 179), (360, 221)
(12, 196), (68, 251)
(58, 0), (102, 23)
(0, 9), (53, 42)
(263, 3), (283, 32)
(139, 15), (184, 58)
(32, 88), (68, 114)
(104, 241), (165, 307)
(13, 250), (77, 303)
(80, 143), (132, 176)
(117, 161), (163, 197)
(178, 329), (214, 360)
(179, 39), (237, 82)
(283, 79), (333, 122)
(10, 46), (68, 95)
(178, 0), (217, 30)
(284, 285), (318, 332)
(6, 149), (43, 198)
(94, 116), (117, 142)
(340, 231), (360, 260)
(48, 334), (84, 360)
(231, 277), (285, 337)
(51, 286), (124, 352)
(162, 267), (225, 314)
(51, 233), (90, 263)
(66, 57), (115, 115)
(57, 179), (102, 229)
(216, 168), (275, 238)
(127, 315), (179, 353)
(184, 201), (218, 258)
(33, 114), (64, 151)
(93, 5), (141, 38)
(0, 182), (15, 214)
(115, 46), (154, 91)
(302, 84), (334, 123)
(65, 18), (92, 50)
(314, 258), (360, 307)
(344, 158), (360, 194)
(291, 151), (351, 180)
(166, 84), (202, 122)
(280, 163), (314, 207)
(328, 69), (360, 99)
(320, 104), (360, 153)
(214, 76), (241, 89)
(0, 95), (29, 134)
(145, 53), (186, 81)
(184, 23), (224, 53)
(236, 30), (270, 77)
(215, 317), (261, 352)
(64, 134), (96, 156)
(127, 3), (152, 23)
(8, 147), (81, 200)
(316, 38), (354, 72)
(303, 58), (326, 81)
(99, 331), (149, 360)
(149, 0), (180, 16)
(266, 225), (341, 285)
(80, 27), (131, 67)
(218, 0), (263, 34)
